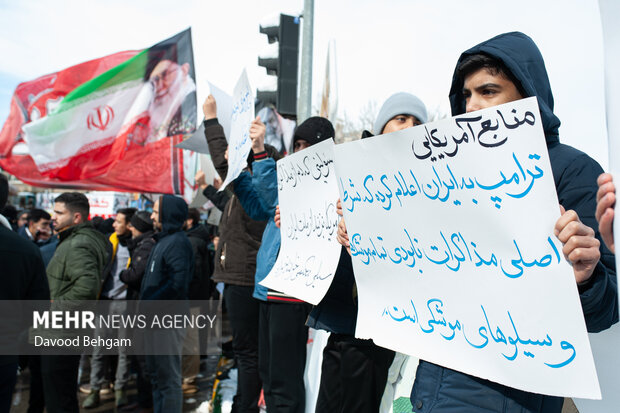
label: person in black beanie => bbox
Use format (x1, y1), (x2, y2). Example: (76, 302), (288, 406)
(201, 95), (271, 413)
(290, 115), (335, 152)
(232, 115), (334, 413)
(119, 211), (156, 411)
(119, 211), (156, 299)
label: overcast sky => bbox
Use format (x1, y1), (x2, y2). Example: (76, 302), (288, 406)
(0, 0), (609, 167)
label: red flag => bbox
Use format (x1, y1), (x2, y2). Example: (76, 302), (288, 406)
(0, 29), (196, 195)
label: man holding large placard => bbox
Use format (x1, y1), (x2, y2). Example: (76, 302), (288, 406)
(335, 32), (617, 412)
(404, 32), (617, 413)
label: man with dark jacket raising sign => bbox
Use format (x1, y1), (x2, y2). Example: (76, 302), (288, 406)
(202, 95), (270, 413)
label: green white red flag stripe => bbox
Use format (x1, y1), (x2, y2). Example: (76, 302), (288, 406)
(0, 29), (197, 195)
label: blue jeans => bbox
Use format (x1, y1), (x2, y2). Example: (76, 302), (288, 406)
(145, 328), (185, 413)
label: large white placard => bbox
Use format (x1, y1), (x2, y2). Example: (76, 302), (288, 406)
(260, 139), (342, 305)
(333, 97), (600, 398)
(208, 81), (233, 139)
(220, 69), (254, 191)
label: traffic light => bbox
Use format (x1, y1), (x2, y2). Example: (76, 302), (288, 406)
(257, 14), (300, 117)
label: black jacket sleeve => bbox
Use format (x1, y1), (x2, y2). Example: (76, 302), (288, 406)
(550, 144), (618, 332)
(204, 119), (229, 180)
(26, 249), (51, 301)
(120, 238), (156, 290)
(203, 185), (232, 212)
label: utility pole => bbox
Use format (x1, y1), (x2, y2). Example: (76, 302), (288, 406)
(297, 0), (314, 123)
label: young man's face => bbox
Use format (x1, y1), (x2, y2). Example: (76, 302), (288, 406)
(462, 68), (523, 113)
(113, 213), (131, 236)
(29, 217), (51, 241)
(293, 139), (310, 153)
(382, 115), (422, 134)
(52, 202), (81, 233)
(129, 223), (142, 238)
(151, 200), (162, 230)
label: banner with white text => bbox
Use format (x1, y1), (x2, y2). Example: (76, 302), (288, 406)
(260, 139), (341, 304)
(333, 97), (600, 398)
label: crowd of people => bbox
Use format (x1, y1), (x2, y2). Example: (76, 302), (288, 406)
(1, 31), (618, 413)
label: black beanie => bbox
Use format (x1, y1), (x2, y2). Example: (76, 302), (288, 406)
(292, 116), (334, 147)
(130, 211), (153, 234)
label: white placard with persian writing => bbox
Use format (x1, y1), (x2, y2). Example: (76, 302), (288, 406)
(333, 97), (599, 398)
(219, 69), (254, 191)
(260, 139), (342, 305)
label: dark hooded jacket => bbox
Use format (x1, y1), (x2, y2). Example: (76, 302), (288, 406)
(0, 225), (50, 367)
(186, 224), (215, 300)
(411, 31), (618, 413)
(139, 195), (193, 300)
(119, 230), (156, 300)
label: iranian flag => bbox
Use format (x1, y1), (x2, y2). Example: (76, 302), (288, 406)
(0, 29), (197, 195)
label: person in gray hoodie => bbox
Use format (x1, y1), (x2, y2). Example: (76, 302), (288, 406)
(327, 92), (429, 413)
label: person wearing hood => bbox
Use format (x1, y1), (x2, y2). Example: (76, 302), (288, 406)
(407, 32), (617, 413)
(329, 92), (428, 413)
(140, 195), (193, 413)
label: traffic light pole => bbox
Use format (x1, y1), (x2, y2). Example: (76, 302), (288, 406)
(298, 0), (314, 124)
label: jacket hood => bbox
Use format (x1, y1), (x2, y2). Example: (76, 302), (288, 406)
(449, 31), (560, 145)
(159, 195), (188, 234)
